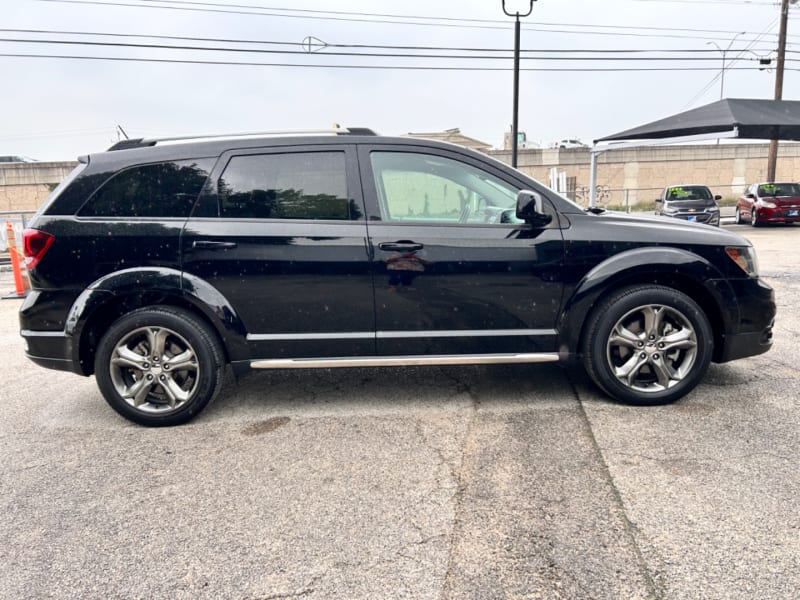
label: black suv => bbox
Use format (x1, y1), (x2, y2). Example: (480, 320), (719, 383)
(20, 129), (775, 426)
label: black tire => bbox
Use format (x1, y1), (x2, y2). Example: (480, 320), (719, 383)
(94, 306), (224, 426)
(735, 209), (744, 225)
(750, 208), (760, 227)
(583, 285), (713, 406)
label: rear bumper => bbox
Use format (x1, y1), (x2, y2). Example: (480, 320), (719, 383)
(21, 329), (87, 375)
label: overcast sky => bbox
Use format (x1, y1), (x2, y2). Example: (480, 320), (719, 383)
(3, 0), (798, 160)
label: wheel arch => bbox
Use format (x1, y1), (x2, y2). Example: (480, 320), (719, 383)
(558, 247), (736, 363)
(65, 267), (249, 375)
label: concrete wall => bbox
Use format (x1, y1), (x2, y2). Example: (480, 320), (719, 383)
(4, 142), (800, 212)
(489, 142), (800, 207)
(0, 162), (77, 213)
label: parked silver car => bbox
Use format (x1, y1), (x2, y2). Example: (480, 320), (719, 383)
(655, 184), (721, 226)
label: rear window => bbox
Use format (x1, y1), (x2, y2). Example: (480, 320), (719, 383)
(215, 151), (352, 220)
(79, 159), (213, 218)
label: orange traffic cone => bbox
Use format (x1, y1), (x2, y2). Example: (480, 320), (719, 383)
(3, 220), (30, 299)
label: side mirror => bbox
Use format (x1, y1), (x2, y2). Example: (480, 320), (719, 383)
(714, 195), (722, 201)
(745, 193), (756, 200)
(655, 197), (662, 204)
(516, 190), (552, 226)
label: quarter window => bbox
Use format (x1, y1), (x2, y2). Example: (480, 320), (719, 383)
(79, 160), (212, 218)
(217, 152), (355, 220)
(369, 151), (522, 224)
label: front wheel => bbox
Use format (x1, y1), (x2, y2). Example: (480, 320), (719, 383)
(94, 306), (224, 426)
(583, 285), (713, 405)
(750, 207), (760, 227)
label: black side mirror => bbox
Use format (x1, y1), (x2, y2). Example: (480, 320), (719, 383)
(516, 190), (552, 226)
(714, 195), (722, 201)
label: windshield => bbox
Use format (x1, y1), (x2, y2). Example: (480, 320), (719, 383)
(757, 183), (800, 197)
(666, 186), (713, 202)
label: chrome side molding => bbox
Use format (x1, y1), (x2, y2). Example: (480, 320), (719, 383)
(250, 353), (560, 369)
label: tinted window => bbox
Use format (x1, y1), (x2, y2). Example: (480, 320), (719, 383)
(370, 151), (522, 224)
(217, 152), (353, 220)
(80, 159), (212, 218)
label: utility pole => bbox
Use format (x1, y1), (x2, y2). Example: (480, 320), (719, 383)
(767, 0), (795, 182)
(502, 0), (536, 169)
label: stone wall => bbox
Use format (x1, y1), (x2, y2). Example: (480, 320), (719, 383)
(0, 162), (78, 213)
(488, 142), (800, 207)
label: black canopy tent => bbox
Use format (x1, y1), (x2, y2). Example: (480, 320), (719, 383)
(588, 98), (800, 206)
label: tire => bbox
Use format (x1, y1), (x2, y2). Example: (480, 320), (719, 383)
(735, 208), (744, 225)
(750, 208), (760, 227)
(583, 285), (713, 406)
(94, 306), (224, 426)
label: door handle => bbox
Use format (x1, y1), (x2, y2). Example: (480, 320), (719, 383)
(192, 240), (238, 250)
(378, 242), (423, 252)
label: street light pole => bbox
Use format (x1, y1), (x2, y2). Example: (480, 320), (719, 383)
(502, 0), (536, 169)
(706, 31), (746, 101)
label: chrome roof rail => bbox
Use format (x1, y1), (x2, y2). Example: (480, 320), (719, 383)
(106, 127), (377, 151)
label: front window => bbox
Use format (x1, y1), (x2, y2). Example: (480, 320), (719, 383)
(369, 151), (523, 224)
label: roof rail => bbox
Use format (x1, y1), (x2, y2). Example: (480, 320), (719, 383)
(105, 127), (377, 151)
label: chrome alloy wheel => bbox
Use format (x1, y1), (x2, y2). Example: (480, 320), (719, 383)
(606, 303), (698, 393)
(109, 325), (200, 414)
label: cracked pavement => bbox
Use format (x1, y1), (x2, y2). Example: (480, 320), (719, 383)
(1, 224), (799, 599)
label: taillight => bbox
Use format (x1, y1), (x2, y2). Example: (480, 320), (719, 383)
(22, 228), (55, 269)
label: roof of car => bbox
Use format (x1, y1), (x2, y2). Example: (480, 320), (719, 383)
(84, 130), (493, 168)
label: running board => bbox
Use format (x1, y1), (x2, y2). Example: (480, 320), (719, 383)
(250, 353), (560, 369)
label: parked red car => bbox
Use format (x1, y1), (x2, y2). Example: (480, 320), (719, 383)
(736, 182), (800, 226)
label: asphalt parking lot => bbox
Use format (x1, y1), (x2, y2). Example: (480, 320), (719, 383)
(1, 223), (799, 599)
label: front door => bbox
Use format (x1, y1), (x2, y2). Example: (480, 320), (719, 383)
(358, 145), (565, 356)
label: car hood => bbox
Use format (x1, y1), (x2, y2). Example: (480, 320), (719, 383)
(583, 210), (750, 246)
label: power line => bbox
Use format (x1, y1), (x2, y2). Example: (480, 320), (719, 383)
(0, 28), (779, 54)
(31, 0), (783, 42)
(0, 52), (776, 71)
(0, 36), (775, 62)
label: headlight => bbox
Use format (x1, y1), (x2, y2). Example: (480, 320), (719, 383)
(725, 246), (759, 277)
(760, 200), (776, 208)
(663, 205), (678, 214)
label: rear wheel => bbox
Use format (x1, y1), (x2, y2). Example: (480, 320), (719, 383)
(94, 306), (224, 426)
(735, 208), (744, 225)
(583, 285), (713, 405)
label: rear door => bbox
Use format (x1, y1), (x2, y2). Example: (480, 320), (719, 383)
(358, 144), (565, 356)
(181, 143), (375, 359)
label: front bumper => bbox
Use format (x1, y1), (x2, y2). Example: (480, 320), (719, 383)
(714, 276), (775, 363)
